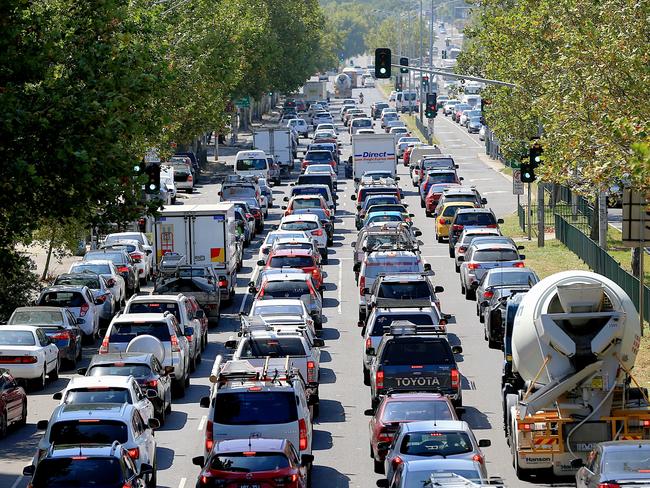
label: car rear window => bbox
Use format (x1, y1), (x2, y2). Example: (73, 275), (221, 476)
(292, 187), (329, 201)
(269, 256), (315, 268)
(9, 310), (64, 325)
(292, 199), (322, 210)
(262, 282), (310, 298)
(128, 302), (181, 322)
(236, 158), (267, 171)
(297, 176), (332, 187)
(371, 314), (434, 336)
(210, 452), (290, 472)
(222, 187), (256, 199)
(383, 401), (455, 422)
(305, 151), (331, 161)
(382, 339), (453, 365)
(38, 292), (86, 308)
(64, 387), (131, 405)
(456, 213), (496, 226)
(71, 263), (112, 274)
(378, 282), (431, 300)
(360, 188), (399, 202)
(50, 420), (128, 445)
(31, 458), (124, 487)
(353, 119), (372, 127)
(88, 364), (152, 378)
(54, 276), (101, 289)
(85, 252), (125, 264)
(253, 304), (304, 316)
(364, 196), (399, 208)
(214, 392), (298, 425)
(427, 173), (457, 184)
(400, 431), (473, 456)
(0, 330), (36, 346)
(473, 249), (519, 262)
(281, 221), (318, 232)
(109, 321), (171, 342)
(603, 448), (650, 473)
(423, 159), (454, 170)
(442, 205), (469, 217)
(367, 214), (403, 224)
(486, 271), (535, 286)
(274, 243), (312, 253)
(154, 279), (214, 294)
(364, 259), (421, 279)
(240, 338), (307, 357)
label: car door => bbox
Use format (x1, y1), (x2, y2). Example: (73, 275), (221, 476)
(132, 410), (155, 466)
(0, 372), (23, 422)
(36, 328), (57, 372)
(131, 378), (154, 422)
(152, 357), (171, 407)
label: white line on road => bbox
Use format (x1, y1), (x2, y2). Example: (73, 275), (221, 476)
(338, 259), (342, 313)
(482, 190), (509, 195)
(178, 478), (187, 488)
(439, 117), (483, 149)
(10, 476), (23, 488)
(197, 415), (206, 431)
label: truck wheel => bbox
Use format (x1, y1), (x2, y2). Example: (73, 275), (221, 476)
(373, 458), (385, 474)
(363, 367), (370, 386)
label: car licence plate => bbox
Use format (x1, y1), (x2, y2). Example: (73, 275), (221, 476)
(240, 485), (260, 488)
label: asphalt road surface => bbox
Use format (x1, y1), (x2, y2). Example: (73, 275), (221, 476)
(0, 83), (576, 488)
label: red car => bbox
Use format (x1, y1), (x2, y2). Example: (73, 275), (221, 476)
(403, 145), (416, 167)
(193, 438), (313, 488)
(0, 369), (27, 437)
(365, 392), (459, 474)
(259, 249), (323, 289)
(425, 182), (462, 216)
(420, 170), (461, 203)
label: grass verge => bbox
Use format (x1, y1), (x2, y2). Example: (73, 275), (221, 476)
(402, 114), (440, 145)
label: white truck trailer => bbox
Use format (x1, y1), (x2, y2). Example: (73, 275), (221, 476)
(505, 271), (650, 479)
(351, 133), (397, 181)
(334, 73), (352, 98)
(303, 81), (327, 100)
(154, 204), (239, 301)
(253, 129), (294, 174)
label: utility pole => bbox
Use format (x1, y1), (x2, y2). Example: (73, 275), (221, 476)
(408, 10), (413, 116)
(527, 183), (532, 241)
(419, 0), (424, 122)
(537, 183), (545, 247)
(598, 190), (608, 250)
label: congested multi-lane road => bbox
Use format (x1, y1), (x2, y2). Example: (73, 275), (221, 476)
(0, 80), (559, 488)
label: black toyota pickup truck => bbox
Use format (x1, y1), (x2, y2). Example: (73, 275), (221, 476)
(368, 324), (463, 410)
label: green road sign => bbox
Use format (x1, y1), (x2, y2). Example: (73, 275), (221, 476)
(235, 97), (250, 108)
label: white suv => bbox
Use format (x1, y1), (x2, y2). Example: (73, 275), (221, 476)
(278, 214), (327, 261)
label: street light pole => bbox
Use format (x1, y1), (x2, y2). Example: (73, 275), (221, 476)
(419, 0), (424, 122)
(408, 10), (413, 116)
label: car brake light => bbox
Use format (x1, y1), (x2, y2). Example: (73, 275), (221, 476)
(377, 432), (394, 443)
(513, 261), (525, 268)
(122, 482), (133, 488)
(307, 361), (316, 383)
(205, 420), (214, 451)
(145, 379), (158, 388)
(451, 369), (460, 389)
(131, 252), (143, 263)
(359, 276), (366, 296)
(467, 263), (480, 270)
(452, 224), (463, 231)
(483, 291), (494, 299)
(598, 484), (621, 488)
(99, 336), (109, 354)
(51, 331), (71, 341)
(458, 246), (466, 253)
(376, 370), (384, 389)
(311, 229), (323, 237)
(391, 456), (403, 468)
(218, 278), (228, 288)
(299, 418), (308, 450)
(187, 175), (193, 182)
(126, 447), (139, 459)
(0, 356), (38, 364)
(79, 303), (89, 317)
(487, 224), (498, 228)
(171, 335), (181, 352)
(95, 294), (107, 304)
(245, 213), (253, 219)
(472, 454), (484, 464)
(117, 265), (129, 273)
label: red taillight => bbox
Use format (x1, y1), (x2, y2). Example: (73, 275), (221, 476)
(487, 224), (498, 228)
(0, 356), (38, 364)
(299, 418), (308, 450)
(598, 484), (621, 488)
(451, 369), (460, 389)
(51, 331), (71, 341)
(79, 303), (89, 317)
(458, 246), (466, 253)
(376, 370), (384, 389)
(218, 279), (228, 288)
(467, 263), (480, 270)
(391, 456), (403, 468)
(359, 276), (366, 296)
(187, 175), (193, 182)
(117, 265), (129, 273)
(472, 454), (484, 464)
(245, 213), (253, 219)
(513, 261), (525, 268)
(95, 294), (108, 304)
(127, 447), (139, 460)
(307, 361), (316, 383)
(377, 432), (394, 443)
(311, 229), (323, 237)
(122, 482), (133, 488)
(131, 252), (143, 263)
(452, 224), (463, 231)
(171, 335), (180, 352)
(145, 379), (158, 388)
(205, 420), (214, 452)
(99, 336), (109, 354)
(311, 268), (320, 279)
(483, 290), (494, 299)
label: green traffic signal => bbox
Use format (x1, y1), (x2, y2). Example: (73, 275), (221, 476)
(375, 48), (392, 79)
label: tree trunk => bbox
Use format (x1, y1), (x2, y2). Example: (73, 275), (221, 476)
(41, 229), (57, 281)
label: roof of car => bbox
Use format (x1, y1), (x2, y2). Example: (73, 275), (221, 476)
(72, 259), (114, 266)
(470, 242), (516, 250)
(403, 458), (482, 474)
(379, 273), (428, 282)
(443, 187), (478, 195)
(12, 306), (65, 313)
(128, 294), (183, 304)
(252, 299), (306, 308)
(45, 444), (126, 459)
(401, 419), (469, 433)
(41, 285), (88, 293)
(111, 313), (170, 323)
(54, 402), (132, 421)
(440, 201), (476, 209)
(484, 267), (532, 275)
(365, 250), (420, 260)
(88, 352), (154, 365)
(598, 440), (650, 450)
(269, 248), (314, 258)
(65, 375), (136, 390)
(455, 208), (495, 214)
(281, 214), (320, 223)
(263, 271), (311, 282)
(461, 227), (501, 235)
(212, 438), (288, 454)
(383, 392), (449, 402)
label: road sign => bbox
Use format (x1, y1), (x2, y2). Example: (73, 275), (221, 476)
(235, 97), (250, 108)
(512, 170), (524, 195)
(144, 148), (160, 164)
(622, 190), (650, 247)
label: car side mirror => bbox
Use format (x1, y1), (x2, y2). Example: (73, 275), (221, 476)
(481, 198), (488, 205)
(459, 177), (464, 181)
(357, 320), (365, 328)
(519, 254), (526, 260)
(376, 481), (390, 488)
(354, 178), (360, 183)
(301, 454), (315, 466)
(366, 347), (376, 356)
(147, 418), (160, 429)
(76, 318), (84, 325)
(146, 389), (158, 399)
(52, 392), (63, 400)
(23, 465), (35, 477)
(478, 439), (491, 447)
(434, 286), (444, 293)
(395, 176), (400, 181)
(164, 366), (175, 375)
(364, 408), (374, 416)
(408, 213), (415, 218)
(452, 345), (463, 354)
(249, 286), (258, 294)
(457, 256), (465, 262)
(517, 245), (525, 250)
(225, 338), (238, 349)
(256, 260), (265, 266)
(139, 463), (154, 477)
(192, 456), (205, 467)
(414, 230), (422, 237)
(351, 195), (357, 201)
(76, 367), (87, 375)
(334, 195), (339, 200)
(361, 287), (369, 295)
(571, 458), (585, 468)
(481, 300), (489, 307)
(281, 206), (287, 210)
(376, 441), (390, 451)
(423, 263), (432, 272)
(356, 205), (362, 211)
(107, 278), (116, 287)
(200, 396), (211, 408)
(497, 218), (504, 224)
(36, 420), (49, 430)
(283, 196), (289, 201)
(312, 338), (325, 348)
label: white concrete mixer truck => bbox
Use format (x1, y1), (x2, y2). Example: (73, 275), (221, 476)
(334, 73), (352, 98)
(504, 271), (650, 479)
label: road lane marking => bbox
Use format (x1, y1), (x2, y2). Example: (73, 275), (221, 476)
(10, 476), (23, 488)
(178, 478), (187, 488)
(338, 259), (342, 313)
(439, 118), (483, 149)
(198, 415), (207, 431)
(482, 190), (509, 195)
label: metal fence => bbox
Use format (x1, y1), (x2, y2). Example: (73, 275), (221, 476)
(415, 116), (433, 145)
(555, 213), (650, 322)
(517, 203), (590, 234)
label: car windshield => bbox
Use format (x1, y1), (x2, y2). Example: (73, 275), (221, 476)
(64, 388), (131, 405)
(423, 159), (454, 170)
(383, 401), (455, 422)
(253, 304), (304, 316)
(305, 152), (331, 161)
(109, 321), (171, 342)
(427, 173), (457, 184)
(486, 271), (534, 286)
(88, 364), (152, 378)
(210, 453), (290, 473)
(262, 281), (310, 298)
(371, 314), (434, 335)
(31, 458), (124, 488)
(39, 292), (86, 308)
(292, 199), (322, 209)
(128, 302), (181, 322)
(50, 420), (128, 445)
(378, 282), (431, 300)
(240, 338), (306, 357)
(473, 249), (519, 262)
(213, 392), (298, 425)
(236, 158), (267, 171)
(54, 276), (101, 289)
(603, 448), (650, 473)
(9, 310), (64, 325)
(456, 213), (496, 226)
(0, 330), (35, 346)
(400, 431), (473, 456)
(382, 340), (452, 365)
(71, 263), (112, 275)
(269, 256), (315, 268)
(281, 221), (318, 232)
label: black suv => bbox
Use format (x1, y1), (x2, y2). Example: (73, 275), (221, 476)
(448, 208), (503, 255)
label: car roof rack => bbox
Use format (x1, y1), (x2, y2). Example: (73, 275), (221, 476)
(387, 320), (445, 336)
(239, 315), (308, 335)
(210, 355), (305, 388)
(424, 473), (505, 488)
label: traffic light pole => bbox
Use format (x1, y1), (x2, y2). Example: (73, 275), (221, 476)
(527, 182), (532, 241)
(390, 63), (516, 88)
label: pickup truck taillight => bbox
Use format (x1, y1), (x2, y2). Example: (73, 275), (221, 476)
(359, 276), (366, 296)
(307, 361), (316, 383)
(299, 419), (308, 450)
(451, 369), (460, 389)
(99, 336), (109, 354)
(376, 370), (384, 389)
(205, 420), (214, 452)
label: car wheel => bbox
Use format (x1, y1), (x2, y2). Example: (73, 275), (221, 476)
(139, 276), (147, 286)
(18, 401), (27, 427)
(148, 457), (157, 488)
(0, 410), (6, 439)
(66, 351), (77, 370)
(196, 350), (202, 365)
(31, 367), (46, 391)
(76, 341), (83, 361)
(185, 367), (190, 387)
(49, 358), (60, 381)
(374, 458), (385, 474)
(461, 282), (466, 295)
(437, 234), (443, 243)
(448, 246), (454, 258)
(156, 400), (166, 425)
(466, 288), (476, 301)
(363, 367), (370, 386)
(189, 353), (197, 373)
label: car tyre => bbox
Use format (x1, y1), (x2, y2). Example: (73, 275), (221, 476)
(189, 353), (197, 373)
(363, 367), (370, 386)
(0, 410), (7, 439)
(31, 366), (46, 391)
(436, 234), (443, 243)
(49, 359), (60, 381)
(17, 401), (27, 427)
(466, 288), (476, 301)
(148, 458), (157, 488)
(374, 458), (385, 474)
(420, 199), (425, 208)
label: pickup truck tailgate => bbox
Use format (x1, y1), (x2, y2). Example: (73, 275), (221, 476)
(382, 364), (452, 390)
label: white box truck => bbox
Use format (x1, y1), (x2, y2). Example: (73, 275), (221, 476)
(253, 129), (294, 174)
(303, 81), (327, 100)
(154, 203), (239, 301)
(351, 133), (397, 181)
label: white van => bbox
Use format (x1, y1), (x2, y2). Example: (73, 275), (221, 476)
(396, 91), (418, 113)
(461, 94), (482, 109)
(234, 150), (269, 180)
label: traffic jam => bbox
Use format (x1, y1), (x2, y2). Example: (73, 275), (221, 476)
(2, 72), (650, 488)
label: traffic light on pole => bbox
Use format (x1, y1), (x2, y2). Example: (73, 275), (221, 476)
(422, 75), (429, 91)
(530, 142), (543, 168)
(521, 142), (543, 183)
(375, 48), (391, 79)
(144, 162), (161, 194)
(425, 93), (437, 118)
(399, 57), (409, 74)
